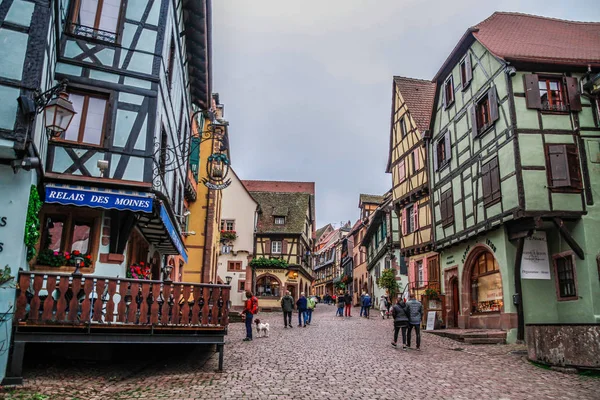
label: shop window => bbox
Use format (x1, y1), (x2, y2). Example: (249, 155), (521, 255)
(443, 75), (454, 108)
(238, 280), (245, 292)
(470, 252), (503, 313)
(459, 54), (472, 90)
(62, 91), (108, 146)
(228, 261), (242, 271)
(256, 275), (280, 297)
(434, 130), (451, 171)
(70, 0), (122, 43)
(271, 240), (282, 254)
(439, 189), (454, 227)
(274, 217), (285, 225)
(553, 252), (577, 300)
(546, 144), (583, 191)
(482, 157), (501, 206)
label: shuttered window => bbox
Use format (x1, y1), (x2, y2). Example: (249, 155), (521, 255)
(439, 189), (454, 227)
(553, 253), (577, 300)
(404, 204), (416, 234)
(460, 54), (472, 90)
(524, 74), (582, 112)
(434, 130), (451, 171)
(546, 144), (583, 191)
(470, 87), (499, 138)
(398, 159), (406, 182)
(400, 117), (407, 138)
(481, 157), (501, 206)
(443, 75), (454, 109)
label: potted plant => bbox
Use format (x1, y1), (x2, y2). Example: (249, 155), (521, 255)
(126, 262), (152, 280)
(220, 230), (237, 241)
(36, 249), (93, 268)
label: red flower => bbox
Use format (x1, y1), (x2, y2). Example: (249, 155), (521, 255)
(73, 250), (80, 256)
(86, 255), (92, 260)
(140, 261), (145, 266)
(65, 255), (70, 260)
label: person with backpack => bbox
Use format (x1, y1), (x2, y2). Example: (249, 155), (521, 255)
(306, 296), (316, 325)
(343, 291), (352, 317)
(242, 290), (258, 341)
(406, 293), (424, 350)
(336, 293), (345, 317)
(362, 292), (372, 318)
(296, 292), (308, 327)
(280, 290), (294, 328)
(391, 297), (410, 350)
(359, 291), (366, 317)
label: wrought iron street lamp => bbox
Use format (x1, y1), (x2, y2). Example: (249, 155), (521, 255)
(34, 79), (76, 139)
(225, 276), (232, 285)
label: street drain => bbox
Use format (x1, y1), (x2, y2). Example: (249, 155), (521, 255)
(452, 347), (464, 351)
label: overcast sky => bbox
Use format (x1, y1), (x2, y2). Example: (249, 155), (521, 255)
(211, 0), (599, 228)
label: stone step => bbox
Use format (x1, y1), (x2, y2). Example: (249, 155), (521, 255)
(461, 332), (507, 339)
(464, 337), (506, 345)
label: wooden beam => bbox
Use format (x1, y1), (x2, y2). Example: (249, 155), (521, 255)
(552, 217), (585, 260)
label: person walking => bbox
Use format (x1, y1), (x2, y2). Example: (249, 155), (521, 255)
(296, 292), (308, 327)
(379, 295), (388, 319)
(362, 292), (372, 318)
(336, 293), (345, 317)
(306, 295), (316, 325)
(406, 293), (424, 350)
(242, 291), (258, 341)
(343, 291), (352, 317)
(280, 290), (294, 328)
(391, 297), (410, 349)
(359, 291), (366, 317)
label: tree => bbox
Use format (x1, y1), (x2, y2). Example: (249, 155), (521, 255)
(378, 268), (400, 301)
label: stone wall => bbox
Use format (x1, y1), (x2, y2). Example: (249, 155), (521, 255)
(526, 324), (600, 368)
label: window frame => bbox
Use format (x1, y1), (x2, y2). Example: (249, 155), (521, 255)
(545, 144), (583, 192)
(459, 54), (472, 90)
(538, 76), (567, 112)
(256, 275), (281, 297)
(405, 204), (414, 234)
(68, 0), (126, 45)
(416, 260), (424, 287)
(552, 251), (578, 301)
(227, 260), (242, 271)
(400, 116), (407, 138)
(274, 217), (286, 225)
(238, 280), (246, 292)
(439, 189), (454, 227)
(220, 219), (235, 231)
(271, 240), (282, 254)
(470, 252), (502, 314)
(58, 90), (110, 147)
(443, 75), (455, 109)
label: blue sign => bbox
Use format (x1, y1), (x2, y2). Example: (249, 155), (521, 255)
(45, 184), (153, 213)
(160, 205), (188, 263)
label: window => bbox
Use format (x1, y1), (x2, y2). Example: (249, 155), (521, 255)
(411, 148), (420, 172)
(471, 88), (499, 137)
(416, 260), (424, 286)
(256, 275), (280, 297)
(166, 35), (176, 91)
(443, 75), (454, 108)
(220, 219), (235, 231)
(482, 157), (501, 206)
(238, 280), (245, 292)
(70, 0), (122, 42)
(274, 217), (285, 225)
(401, 203), (418, 235)
(546, 144), (583, 191)
(405, 204), (414, 234)
(440, 189), (454, 227)
(127, 228), (149, 267)
(62, 91), (108, 145)
(553, 253), (577, 300)
(400, 117), (407, 137)
(470, 251), (503, 313)
(271, 240), (282, 254)
(398, 159), (406, 183)
(459, 54), (472, 89)
(434, 130), (451, 171)
(228, 261), (242, 271)
(524, 74), (581, 112)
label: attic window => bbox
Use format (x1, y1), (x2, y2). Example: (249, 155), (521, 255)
(274, 217), (286, 225)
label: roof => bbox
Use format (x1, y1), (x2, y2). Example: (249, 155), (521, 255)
(393, 77), (436, 133)
(474, 12), (600, 67)
(183, 0), (212, 109)
(316, 224), (333, 242)
(242, 180), (315, 194)
(359, 194), (384, 207)
(251, 192), (311, 235)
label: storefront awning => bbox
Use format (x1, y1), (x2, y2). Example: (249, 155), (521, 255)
(137, 204), (188, 263)
(45, 183), (153, 213)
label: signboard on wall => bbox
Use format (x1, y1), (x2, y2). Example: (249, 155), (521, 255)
(521, 232), (551, 280)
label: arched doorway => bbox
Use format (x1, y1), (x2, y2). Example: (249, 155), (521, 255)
(255, 274), (282, 297)
(450, 277), (459, 328)
(287, 285), (297, 301)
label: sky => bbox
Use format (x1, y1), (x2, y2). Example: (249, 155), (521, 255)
(211, 0), (599, 229)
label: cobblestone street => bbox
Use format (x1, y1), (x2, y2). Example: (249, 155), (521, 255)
(2, 306), (598, 400)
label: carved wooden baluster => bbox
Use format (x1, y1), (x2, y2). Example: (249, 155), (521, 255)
(15, 273), (31, 321)
(221, 286), (230, 326)
(55, 276), (69, 322)
(127, 282), (139, 323)
(171, 284), (181, 325)
(42, 276), (57, 322)
(207, 287), (215, 324)
(191, 286), (201, 325)
(68, 275), (82, 322)
(29, 275), (44, 323)
(93, 279), (105, 322)
(80, 277), (94, 323)
(139, 282), (150, 324)
(117, 280), (128, 323)
(180, 285), (191, 325)
(105, 279), (117, 324)
(150, 282), (161, 324)
(201, 287), (209, 325)
(161, 283), (171, 325)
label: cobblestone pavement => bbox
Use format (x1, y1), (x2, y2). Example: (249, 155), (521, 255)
(1, 306), (598, 399)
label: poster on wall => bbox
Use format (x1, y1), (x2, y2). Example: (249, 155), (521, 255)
(521, 231), (551, 280)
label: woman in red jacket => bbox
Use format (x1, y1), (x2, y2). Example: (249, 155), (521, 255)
(242, 291), (258, 341)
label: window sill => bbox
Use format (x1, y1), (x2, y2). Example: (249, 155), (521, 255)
(556, 296), (578, 302)
(483, 197), (502, 208)
(548, 187), (583, 194)
(31, 264), (96, 274)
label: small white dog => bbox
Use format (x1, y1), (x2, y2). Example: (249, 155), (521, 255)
(254, 319), (270, 338)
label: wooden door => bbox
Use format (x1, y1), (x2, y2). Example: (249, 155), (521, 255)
(451, 279), (459, 328)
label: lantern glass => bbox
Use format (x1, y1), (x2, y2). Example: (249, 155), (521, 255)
(44, 92), (76, 135)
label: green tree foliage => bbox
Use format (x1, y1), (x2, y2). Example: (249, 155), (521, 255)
(249, 257), (288, 269)
(378, 268), (400, 300)
(24, 185), (42, 261)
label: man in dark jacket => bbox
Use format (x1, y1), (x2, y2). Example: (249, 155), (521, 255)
(296, 292), (308, 327)
(343, 291), (352, 317)
(362, 292), (372, 318)
(406, 293), (424, 350)
(391, 298), (410, 350)
(280, 290), (294, 328)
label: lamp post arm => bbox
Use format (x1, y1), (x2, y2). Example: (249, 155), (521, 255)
(34, 79), (69, 113)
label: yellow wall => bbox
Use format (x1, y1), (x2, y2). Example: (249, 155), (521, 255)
(254, 267), (313, 308)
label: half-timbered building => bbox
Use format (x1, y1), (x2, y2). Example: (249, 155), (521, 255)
(386, 76), (440, 303)
(427, 13), (600, 359)
(313, 227), (342, 298)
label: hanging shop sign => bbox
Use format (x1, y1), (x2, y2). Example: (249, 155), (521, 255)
(45, 184), (154, 213)
(521, 231), (551, 280)
(202, 152), (231, 190)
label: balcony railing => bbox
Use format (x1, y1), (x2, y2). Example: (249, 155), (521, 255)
(14, 272), (230, 329)
(68, 22), (117, 44)
(406, 280), (441, 294)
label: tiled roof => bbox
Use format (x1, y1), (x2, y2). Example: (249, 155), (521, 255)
(242, 180), (315, 194)
(393, 77), (436, 133)
(315, 224), (333, 242)
(359, 194), (384, 206)
(251, 191), (311, 235)
(473, 12), (600, 67)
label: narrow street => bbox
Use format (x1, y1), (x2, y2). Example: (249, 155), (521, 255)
(2, 306), (598, 400)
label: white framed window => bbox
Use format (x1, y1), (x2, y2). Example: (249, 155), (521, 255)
(417, 260), (424, 285)
(220, 219), (235, 231)
(274, 217), (285, 225)
(272, 241), (282, 254)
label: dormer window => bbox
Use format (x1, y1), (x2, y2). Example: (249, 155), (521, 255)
(274, 217), (285, 225)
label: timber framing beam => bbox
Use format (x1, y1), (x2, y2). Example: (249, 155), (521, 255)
(552, 217), (585, 260)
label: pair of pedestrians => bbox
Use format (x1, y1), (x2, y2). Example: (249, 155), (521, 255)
(391, 293), (423, 350)
(281, 291), (314, 327)
(336, 291), (353, 317)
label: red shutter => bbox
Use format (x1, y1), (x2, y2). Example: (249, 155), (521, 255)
(548, 145), (570, 187)
(422, 257), (429, 283)
(413, 203), (419, 230)
(470, 105), (478, 138)
(444, 130), (451, 161)
(564, 76), (582, 112)
(524, 74), (542, 109)
(489, 87), (499, 123)
(465, 54), (472, 85)
(282, 240), (288, 254)
(401, 208), (407, 235)
(265, 239), (271, 255)
(398, 160), (406, 182)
